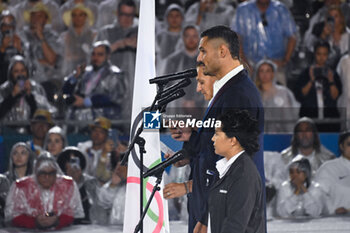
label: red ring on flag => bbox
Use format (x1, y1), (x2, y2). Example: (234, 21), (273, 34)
(127, 176), (164, 233)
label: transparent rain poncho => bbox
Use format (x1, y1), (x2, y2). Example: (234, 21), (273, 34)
(231, 0), (297, 65)
(5, 142), (35, 184)
(276, 155), (325, 218)
(5, 153), (84, 225)
(254, 59), (300, 133)
(185, 1), (234, 32)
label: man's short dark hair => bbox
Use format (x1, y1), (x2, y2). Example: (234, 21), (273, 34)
(118, 0), (136, 13)
(200, 25), (240, 60)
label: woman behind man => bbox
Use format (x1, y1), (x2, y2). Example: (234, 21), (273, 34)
(255, 59), (300, 133)
(208, 109), (265, 233)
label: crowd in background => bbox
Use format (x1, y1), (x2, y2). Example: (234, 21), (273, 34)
(0, 0), (350, 230)
(0, 0), (350, 133)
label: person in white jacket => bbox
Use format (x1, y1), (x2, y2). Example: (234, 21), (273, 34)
(316, 131), (350, 215)
(277, 155), (325, 218)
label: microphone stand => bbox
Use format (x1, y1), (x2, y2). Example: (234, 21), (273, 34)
(121, 79), (186, 233)
(135, 135), (146, 233)
(134, 169), (164, 233)
(120, 82), (167, 233)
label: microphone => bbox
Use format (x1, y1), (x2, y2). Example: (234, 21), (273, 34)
(157, 89), (185, 107)
(149, 68), (197, 84)
(143, 149), (188, 178)
(158, 78), (191, 99)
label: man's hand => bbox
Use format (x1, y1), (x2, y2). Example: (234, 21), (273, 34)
(31, 24), (44, 41)
(24, 79), (31, 96)
(11, 82), (22, 97)
(73, 95), (84, 107)
(309, 65), (316, 83)
(194, 221), (207, 233)
(169, 126), (192, 142)
(74, 63), (86, 78)
(124, 37), (137, 48)
(163, 182), (187, 199)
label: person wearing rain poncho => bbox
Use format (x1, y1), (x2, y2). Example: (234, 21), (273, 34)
(231, 0), (297, 86)
(155, 4), (184, 72)
(5, 152), (84, 229)
(0, 55), (56, 127)
(43, 125), (68, 159)
(59, 3), (97, 77)
(5, 142), (35, 184)
(254, 59), (300, 133)
(276, 155), (325, 218)
(0, 174), (9, 227)
(185, 0), (234, 33)
(280, 117), (336, 179)
(57, 146), (126, 225)
(316, 131), (350, 215)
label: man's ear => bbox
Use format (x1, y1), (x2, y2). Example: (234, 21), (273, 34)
(219, 44), (229, 58)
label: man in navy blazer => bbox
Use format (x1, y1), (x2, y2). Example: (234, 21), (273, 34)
(186, 25), (265, 233)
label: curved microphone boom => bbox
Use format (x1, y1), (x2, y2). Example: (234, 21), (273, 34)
(143, 149), (188, 178)
(149, 68), (197, 84)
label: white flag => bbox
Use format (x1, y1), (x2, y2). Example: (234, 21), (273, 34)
(123, 0), (169, 233)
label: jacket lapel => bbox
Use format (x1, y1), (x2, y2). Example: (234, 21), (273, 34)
(202, 70), (247, 122)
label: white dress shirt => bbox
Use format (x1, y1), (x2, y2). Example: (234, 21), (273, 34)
(208, 65), (244, 106)
(216, 150), (245, 179)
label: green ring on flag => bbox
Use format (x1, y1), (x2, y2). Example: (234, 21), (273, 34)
(127, 176), (165, 233)
(143, 158), (165, 227)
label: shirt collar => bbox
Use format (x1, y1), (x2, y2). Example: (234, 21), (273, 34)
(209, 65), (244, 106)
(216, 150), (245, 179)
